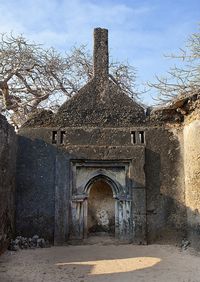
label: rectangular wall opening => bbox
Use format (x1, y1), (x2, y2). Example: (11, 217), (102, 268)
(131, 131), (136, 144)
(52, 131), (57, 144)
(139, 131), (145, 144)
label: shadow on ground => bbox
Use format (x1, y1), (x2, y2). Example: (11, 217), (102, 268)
(0, 241), (200, 282)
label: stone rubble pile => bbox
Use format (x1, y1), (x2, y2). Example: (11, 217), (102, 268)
(8, 235), (50, 251)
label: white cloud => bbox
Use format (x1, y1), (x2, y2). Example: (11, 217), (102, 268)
(0, 0), (198, 104)
(0, 0), (153, 46)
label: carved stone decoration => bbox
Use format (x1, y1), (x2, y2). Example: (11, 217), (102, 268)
(70, 160), (133, 242)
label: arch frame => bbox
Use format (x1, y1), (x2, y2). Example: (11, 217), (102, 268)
(82, 173), (132, 239)
(70, 160), (133, 241)
(84, 173), (121, 199)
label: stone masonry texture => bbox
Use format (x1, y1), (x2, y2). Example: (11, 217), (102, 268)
(0, 28), (200, 252)
(0, 114), (16, 253)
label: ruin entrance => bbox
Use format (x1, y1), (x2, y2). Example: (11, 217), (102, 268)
(70, 161), (135, 242)
(87, 180), (115, 235)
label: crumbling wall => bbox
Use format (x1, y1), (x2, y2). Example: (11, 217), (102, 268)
(184, 119), (200, 250)
(0, 115), (16, 253)
(17, 126), (146, 244)
(16, 28), (199, 247)
(145, 126), (186, 243)
(17, 119), (189, 245)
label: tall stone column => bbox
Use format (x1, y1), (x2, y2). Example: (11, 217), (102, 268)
(93, 28), (109, 79)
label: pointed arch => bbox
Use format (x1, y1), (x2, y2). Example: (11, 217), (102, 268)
(84, 174), (120, 199)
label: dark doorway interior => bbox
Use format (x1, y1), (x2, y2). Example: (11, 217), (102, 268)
(88, 180), (115, 235)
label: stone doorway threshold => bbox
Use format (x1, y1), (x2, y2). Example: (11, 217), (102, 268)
(68, 233), (131, 245)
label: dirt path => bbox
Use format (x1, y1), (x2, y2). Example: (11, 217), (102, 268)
(0, 243), (200, 282)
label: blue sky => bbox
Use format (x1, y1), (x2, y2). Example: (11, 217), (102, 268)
(0, 0), (199, 104)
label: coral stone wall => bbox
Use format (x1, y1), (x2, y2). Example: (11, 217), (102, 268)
(184, 119), (200, 249)
(0, 115), (16, 253)
(16, 136), (56, 242)
(145, 126), (186, 243)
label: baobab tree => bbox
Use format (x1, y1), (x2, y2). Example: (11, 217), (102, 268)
(150, 27), (200, 103)
(0, 33), (138, 127)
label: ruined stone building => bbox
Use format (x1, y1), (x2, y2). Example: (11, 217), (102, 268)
(0, 28), (200, 251)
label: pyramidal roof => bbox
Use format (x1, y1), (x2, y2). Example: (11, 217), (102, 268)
(23, 28), (145, 128)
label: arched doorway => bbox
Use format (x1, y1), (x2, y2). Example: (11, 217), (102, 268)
(70, 172), (133, 242)
(87, 179), (115, 235)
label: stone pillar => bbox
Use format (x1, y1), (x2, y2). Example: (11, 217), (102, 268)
(70, 195), (88, 240)
(71, 200), (84, 239)
(117, 199), (132, 241)
(93, 28), (109, 78)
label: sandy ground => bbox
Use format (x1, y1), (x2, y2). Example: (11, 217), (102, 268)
(0, 240), (200, 282)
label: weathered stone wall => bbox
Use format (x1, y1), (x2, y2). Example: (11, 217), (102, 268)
(16, 122), (187, 245)
(145, 126), (186, 243)
(0, 115), (16, 253)
(16, 136), (56, 242)
(22, 80), (145, 128)
(15, 28), (198, 247)
(184, 119), (200, 250)
(17, 126), (146, 244)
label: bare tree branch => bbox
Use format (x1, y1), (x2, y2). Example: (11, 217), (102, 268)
(149, 26), (200, 103)
(0, 33), (140, 127)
